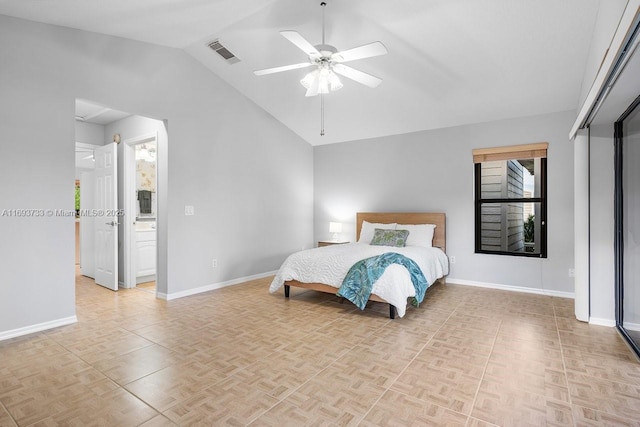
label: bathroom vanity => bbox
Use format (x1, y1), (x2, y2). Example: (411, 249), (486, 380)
(136, 222), (156, 282)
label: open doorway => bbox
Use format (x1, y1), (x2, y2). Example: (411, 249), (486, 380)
(123, 134), (158, 293)
(75, 141), (100, 282)
(75, 99), (164, 296)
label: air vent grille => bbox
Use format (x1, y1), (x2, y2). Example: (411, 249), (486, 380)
(208, 40), (240, 64)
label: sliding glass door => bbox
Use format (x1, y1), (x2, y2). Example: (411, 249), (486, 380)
(616, 94), (640, 358)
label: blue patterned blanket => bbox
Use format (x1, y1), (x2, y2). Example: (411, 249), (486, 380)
(336, 252), (428, 311)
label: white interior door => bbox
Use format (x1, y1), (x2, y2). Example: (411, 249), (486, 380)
(94, 143), (118, 291)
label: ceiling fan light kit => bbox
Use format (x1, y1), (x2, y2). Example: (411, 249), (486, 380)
(300, 62), (344, 95)
(253, 1), (388, 135)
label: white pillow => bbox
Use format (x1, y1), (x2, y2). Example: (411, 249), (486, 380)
(358, 221), (396, 243)
(399, 224), (436, 248)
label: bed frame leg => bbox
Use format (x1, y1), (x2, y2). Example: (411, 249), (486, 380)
(284, 285), (290, 298)
(389, 305), (395, 319)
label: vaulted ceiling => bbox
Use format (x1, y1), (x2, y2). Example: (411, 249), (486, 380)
(0, 0), (601, 145)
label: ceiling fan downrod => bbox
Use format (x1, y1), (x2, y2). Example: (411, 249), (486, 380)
(320, 2), (326, 136)
(321, 2), (326, 45)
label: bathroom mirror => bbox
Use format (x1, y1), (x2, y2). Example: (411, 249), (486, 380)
(136, 142), (156, 219)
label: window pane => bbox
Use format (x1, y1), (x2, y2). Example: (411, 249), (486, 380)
(480, 158), (540, 199)
(479, 202), (541, 254)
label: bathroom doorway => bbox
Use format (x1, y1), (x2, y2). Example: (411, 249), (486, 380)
(122, 134), (158, 292)
(75, 99), (166, 297)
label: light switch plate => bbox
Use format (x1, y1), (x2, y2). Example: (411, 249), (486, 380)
(185, 205), (194, 216)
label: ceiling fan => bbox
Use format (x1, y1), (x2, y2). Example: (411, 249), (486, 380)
(254, 1), (388, 98)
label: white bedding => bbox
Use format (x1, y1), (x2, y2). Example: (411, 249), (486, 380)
(269, 243), (449, 317)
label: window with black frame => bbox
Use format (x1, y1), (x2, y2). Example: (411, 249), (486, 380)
(473, 143), (548, 257)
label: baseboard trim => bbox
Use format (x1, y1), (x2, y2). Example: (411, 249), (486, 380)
(445, 277), (575, 299)
(590, 317), (616, 327)
(137, 274), (156, 284)
(623, 321), (640, 332)
(159, 270), (278, 301)
(0, 315), (78, 342)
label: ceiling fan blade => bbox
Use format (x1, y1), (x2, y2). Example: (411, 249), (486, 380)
(332, 64), (382, 88)
(254, 62), (314, 76)
(280, 30), (321, 58)
(332, 41), (388, 63)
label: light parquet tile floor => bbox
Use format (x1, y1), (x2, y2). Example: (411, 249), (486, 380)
(1, 270), (640, 426)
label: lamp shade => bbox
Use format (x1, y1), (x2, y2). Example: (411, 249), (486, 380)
(329, 222), (342, 233)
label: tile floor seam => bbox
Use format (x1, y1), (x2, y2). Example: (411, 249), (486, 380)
(123, 321), (172, 337)
(121, 333), (177, 360)
(465, 318), (501, 427)
(561, 369), (640, 421)
(47, 324), (153, 350)
(87, 344), (160, 386)
(120, 381), (168, 416)
(353, 298), (466, 426)
(60, 342), (162, 418)
(46, 332), (163, 393)
(468, 417), (500, 427)
(28, 333), (127, 387)
(554, 302), (578, 427)
(564, 369), (640, 388)
(121, 404), (160, 427)
(0, 399), (18, 427)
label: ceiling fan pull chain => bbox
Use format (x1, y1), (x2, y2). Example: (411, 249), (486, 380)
(320, 93), (325, 136)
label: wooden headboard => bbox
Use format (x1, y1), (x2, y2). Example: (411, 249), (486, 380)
(356, 212), (446, 252)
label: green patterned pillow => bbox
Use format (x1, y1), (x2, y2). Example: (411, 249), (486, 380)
(370, 228), (410, 247)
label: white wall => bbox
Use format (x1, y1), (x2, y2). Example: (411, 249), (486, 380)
(75, 121), (105, 145)
(588, 124), (616, 324)
(314, 111), (576, 295)
(0, 15), (313, 337)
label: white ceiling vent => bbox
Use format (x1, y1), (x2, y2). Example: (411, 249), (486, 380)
(208, 40), (240, 64)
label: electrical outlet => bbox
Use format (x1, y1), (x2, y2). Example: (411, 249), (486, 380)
(568, 268), (575, 277)
(185, 205), (194, 216)
(450, 256), (456, 264)
(212, 259), (218, 268)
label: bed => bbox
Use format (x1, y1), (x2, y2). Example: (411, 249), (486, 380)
(269, 212), (448, 318)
